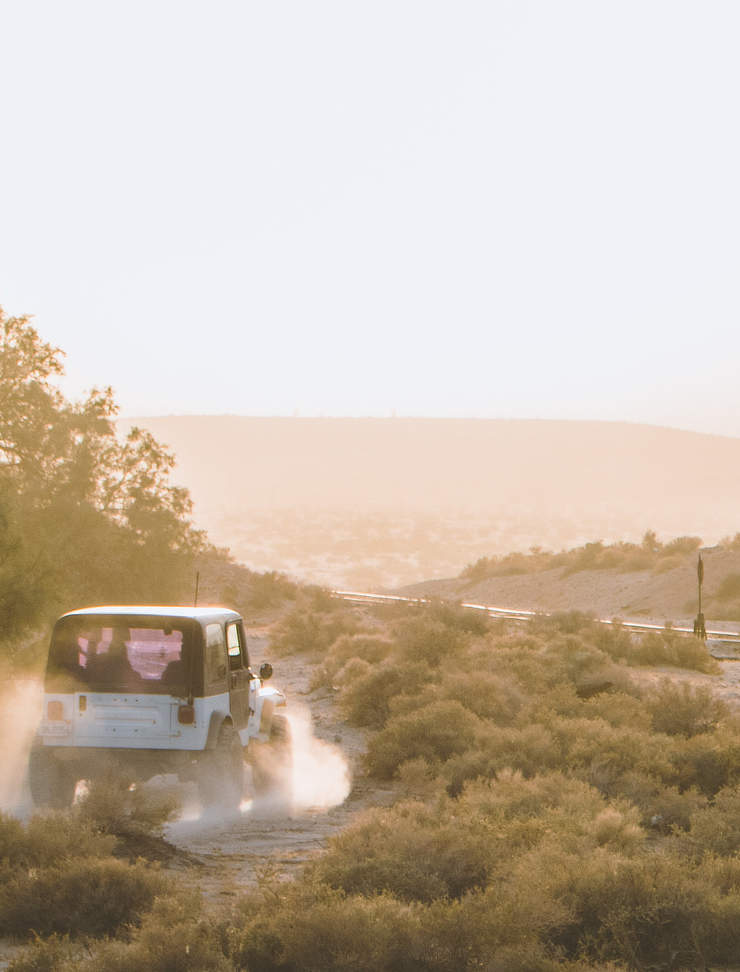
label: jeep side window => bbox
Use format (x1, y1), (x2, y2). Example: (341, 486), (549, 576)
(206, 623), (227, 680)
(226, 622), (244, 671)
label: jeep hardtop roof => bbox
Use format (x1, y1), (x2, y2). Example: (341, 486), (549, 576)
(58, 605), (241, 622)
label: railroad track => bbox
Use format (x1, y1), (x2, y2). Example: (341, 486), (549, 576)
(332, 589), (740, 646)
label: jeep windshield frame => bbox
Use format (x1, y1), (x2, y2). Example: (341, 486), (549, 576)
(46, 614), (205, 697)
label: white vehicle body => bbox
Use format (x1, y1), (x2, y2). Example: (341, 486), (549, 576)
(30, 605), (287, 807)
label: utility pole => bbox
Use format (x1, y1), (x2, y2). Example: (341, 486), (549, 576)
(693, 555), (706, 640)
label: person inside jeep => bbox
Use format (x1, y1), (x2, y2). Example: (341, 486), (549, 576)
(87, 625), (141, 690)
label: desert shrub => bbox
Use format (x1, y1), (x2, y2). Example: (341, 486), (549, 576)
(10, 895), (231, 972)
(0, 812), (113, 868)
(525, 846), (740, 966)
(270, 604), (362, 657)
(76, 777), (181, 838)
(332, 655), (372, 687)
(550, 717), (675, 789)
(531, 612), (594, 637)
(0, 858), (169, 938)
(670, 728), (740, 796)
(590, 621), (634, 662)
(687, 783), (740, 857)
(310, 801), (491, 902)
(73, 894), (231, 972)
(717, 572), (740, 601)
(392, 617), (469, 667)
(615, 771), (707, 832)
(629, 630), (719, 672)
(7, 937), (87, 972)
(246, 570), (297, 610)
(311, 634), (393, 688)
(664, 535), (702, 556)
(442, 672), (525, 724)
(482, 640), (560, 696)
(443, 725), (562, 795)
(365, 700), (482, 778)
(542, 636), (633, 697)
(580, 691), (650, 730)
(339, 661), (428, 728)
(231, 883), (427, 972)
(388, 672), (525, 727)
(643, 679), (728, 737)
(424, 601), (491, 636)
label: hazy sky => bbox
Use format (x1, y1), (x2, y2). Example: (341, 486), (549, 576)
(2, 1), (739, 434)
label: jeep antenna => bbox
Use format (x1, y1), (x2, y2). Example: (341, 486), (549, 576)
(194, 571), (200, 607)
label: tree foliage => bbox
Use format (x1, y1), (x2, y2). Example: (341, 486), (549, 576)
(0, 308), (205, 655)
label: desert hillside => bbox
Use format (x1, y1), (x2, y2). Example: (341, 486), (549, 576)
(119, 417), (740, 588)
(403, 544), (740, 631)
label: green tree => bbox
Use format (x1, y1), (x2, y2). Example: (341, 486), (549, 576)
(0, 308), (205, 655)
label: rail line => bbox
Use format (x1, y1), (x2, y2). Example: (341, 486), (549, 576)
(332, 589), (740, 644)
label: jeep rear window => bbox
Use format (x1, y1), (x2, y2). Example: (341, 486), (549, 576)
(47, 616), (199, 695)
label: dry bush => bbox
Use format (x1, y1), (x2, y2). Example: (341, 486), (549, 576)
(76, 777), (181, 838)
(551, 717), (675, 787)
(7, 936), (86, 972)
(615, 771), (707, 832)
(0, 858), (169, 939)
(628, 630), (719, 673)
(270, 602), (362, 658)
(424, 601), (491, 636)
(74, 894), (231, 971)
(392, 617), (469, 667)
(579, 691), (650, 730)
(0, 811), (113, 868)
(686, 783), (740, 857)
(310, 800), (491, 902)
(338, 660), (428, 728)
(9, 895), (231, 972)
(644, 679), (728, 737)
(525, 847), (740, 968)
(364, 700), (482, 779)
(310, 634), (393, 688)
(443, 724), (561, 796)
(231, 883), (426, 972)
(670, 728), (740, 796)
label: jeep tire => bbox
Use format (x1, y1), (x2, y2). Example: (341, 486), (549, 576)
(198, 722), (244, 812)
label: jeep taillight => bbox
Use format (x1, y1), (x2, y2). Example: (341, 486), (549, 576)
(178, 704), (195, 725)
(48, 700), (64, 720)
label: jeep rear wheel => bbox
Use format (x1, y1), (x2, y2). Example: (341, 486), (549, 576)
(198, 722), (244, 812)
(28, 747), (78, 809)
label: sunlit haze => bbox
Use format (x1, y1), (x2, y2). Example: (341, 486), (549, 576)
(2, 1), (739, 434)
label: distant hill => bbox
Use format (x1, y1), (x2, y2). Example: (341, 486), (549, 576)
(402, 545), (740, 629)
(118, 417), (740, 588)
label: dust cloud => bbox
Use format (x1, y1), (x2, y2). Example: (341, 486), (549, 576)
(170, 704), (351, 835)
(284, 705), (351, 811)
(0, 679), (43, 814)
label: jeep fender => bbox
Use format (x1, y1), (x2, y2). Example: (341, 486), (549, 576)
(253, 685), (286, 740)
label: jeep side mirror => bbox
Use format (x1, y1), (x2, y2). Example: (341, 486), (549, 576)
(259, 662), (273, 681)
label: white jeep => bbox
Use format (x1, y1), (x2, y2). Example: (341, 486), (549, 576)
(29, 605), (291, 809)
